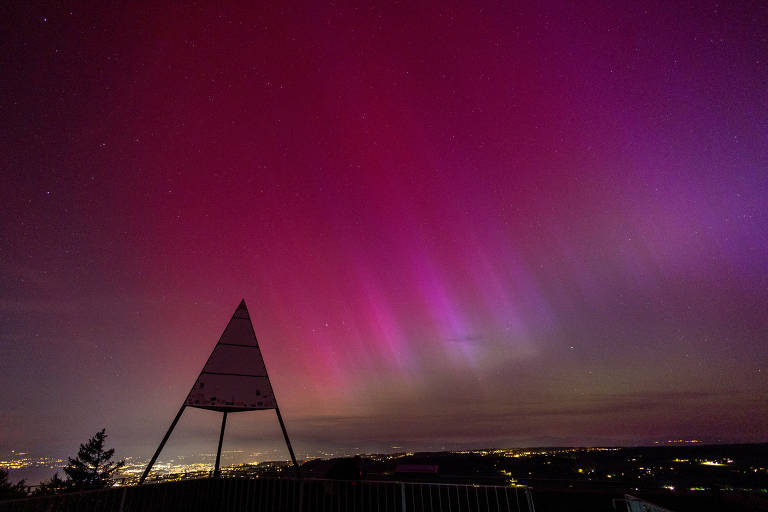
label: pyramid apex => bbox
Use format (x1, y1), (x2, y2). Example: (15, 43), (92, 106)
(238, 298), (247, 309)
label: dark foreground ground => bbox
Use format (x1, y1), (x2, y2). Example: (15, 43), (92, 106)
(297, 443), (768, 511)
(531, 488), (768, 512)
(2, 444), (766, 511)
(1, 477), (766, 512)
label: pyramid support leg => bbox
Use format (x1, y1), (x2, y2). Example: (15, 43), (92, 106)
(275, 406), (300, 477)
(214, 411), (228, 477)
(139, 405), (186, 485)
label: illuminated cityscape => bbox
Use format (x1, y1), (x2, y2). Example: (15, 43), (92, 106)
(4, 444), (767, 497)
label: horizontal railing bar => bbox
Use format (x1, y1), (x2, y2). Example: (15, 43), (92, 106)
(0, 476), (534, 512)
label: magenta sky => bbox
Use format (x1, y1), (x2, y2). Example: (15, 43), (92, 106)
(1, 2), (767, 461)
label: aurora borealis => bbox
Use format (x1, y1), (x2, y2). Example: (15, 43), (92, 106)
(1, 1), (767, 463)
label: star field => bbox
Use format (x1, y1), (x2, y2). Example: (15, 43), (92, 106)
(1, 2), (767, 460)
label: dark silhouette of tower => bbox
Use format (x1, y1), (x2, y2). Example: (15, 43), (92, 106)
(139, 300), (299, 484)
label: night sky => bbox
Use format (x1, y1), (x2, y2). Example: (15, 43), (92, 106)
(2, 2), (767, 466)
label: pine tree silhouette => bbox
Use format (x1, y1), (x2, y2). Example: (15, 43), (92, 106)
(32, 472), (68, 496)
(0, 469), (27, 500)
(63, 429), (125, 489)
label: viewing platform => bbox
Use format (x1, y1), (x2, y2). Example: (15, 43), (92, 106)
(0, 477), (536, 512)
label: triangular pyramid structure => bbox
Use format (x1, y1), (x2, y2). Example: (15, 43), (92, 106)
(140, 300), (299, 484)
(185, 300), (277, 411)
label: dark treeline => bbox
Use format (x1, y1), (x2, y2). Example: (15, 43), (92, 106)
(1, 429), (124, 499)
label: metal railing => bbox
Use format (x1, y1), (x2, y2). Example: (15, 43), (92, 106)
(614, 494), (675, 512)
(0, 477), (536, 512)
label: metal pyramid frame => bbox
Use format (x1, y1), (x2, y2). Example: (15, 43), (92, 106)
(139, 300), (299, 484)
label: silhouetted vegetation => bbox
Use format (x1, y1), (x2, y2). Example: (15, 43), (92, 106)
(62, 429), (125, 489)
(0, 469), (27, 500)
(32, 472), (68, 496)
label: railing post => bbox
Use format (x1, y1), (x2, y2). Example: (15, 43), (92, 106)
(401, 483), (407, 512)
(525, 488), (536, 512)
(298, 478), (304, 512)
(118, 486), (127, 512)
